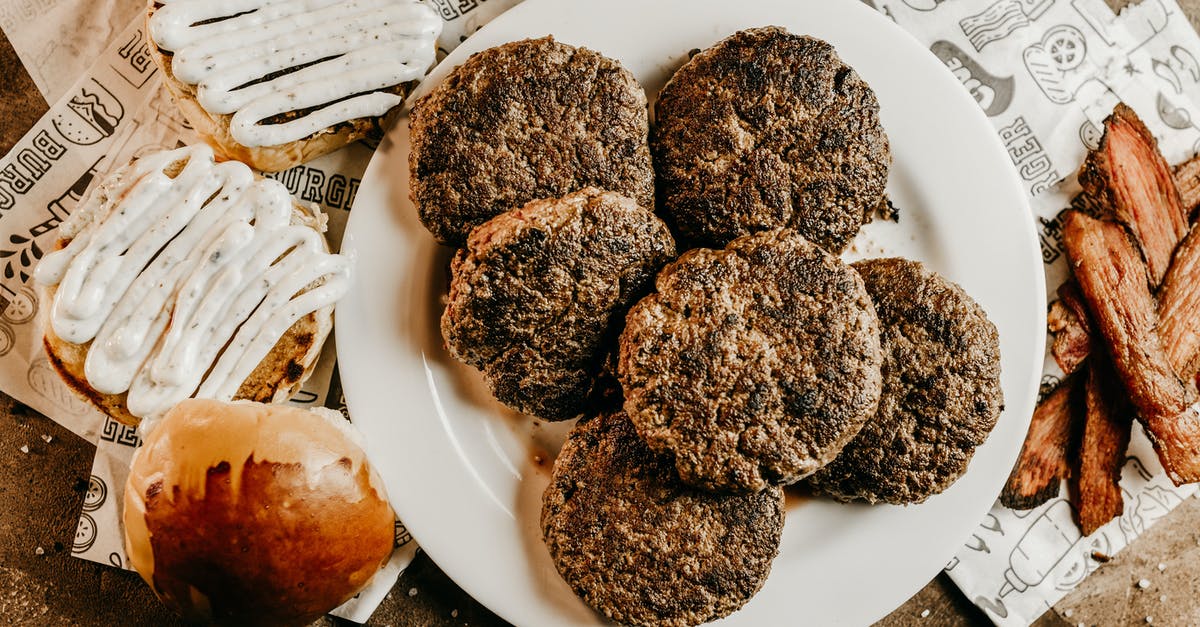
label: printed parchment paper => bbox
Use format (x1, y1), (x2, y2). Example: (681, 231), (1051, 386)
(865, 0), (1200, 624)
(5, 0), (1200, 624)
(0, 0), (519, 621)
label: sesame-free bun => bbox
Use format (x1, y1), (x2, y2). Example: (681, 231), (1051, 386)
(123, 399), (395, 626)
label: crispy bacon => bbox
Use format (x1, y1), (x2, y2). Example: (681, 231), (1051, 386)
(1064, 210), (1200, 485)
(1173, 153), (1200, 217)
(1079, 104), (1189, 287)
(1001, 376), (1081, 509)
(1072, 355), (1132, 535)
(1049, 281), (1092, 375)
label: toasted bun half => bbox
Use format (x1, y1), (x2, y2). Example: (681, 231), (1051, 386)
(145, 2), (416, 172)
(124, 399), (394, 626)
(39, 151), (335, 427)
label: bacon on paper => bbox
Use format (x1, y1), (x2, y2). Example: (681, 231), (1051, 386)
(1079, 104), (1189, 288)
(1064, 210), (1200, 485)
(1048, 281), (1092, 375)
(1001, 375), (1082, 509)
(1072, 355), (1133, 535)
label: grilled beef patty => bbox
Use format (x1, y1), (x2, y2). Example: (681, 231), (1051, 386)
(619, 228), (883, 493)
(808, 258), (1003, 504)
(652, 27), (890, 252)
(542, 411), (784, 627)
(410, 36), (655, 245)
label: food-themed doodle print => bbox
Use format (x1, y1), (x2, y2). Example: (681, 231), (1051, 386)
(1071, 0), (1168, 51)
(73, 513), (97, 553)
(113, 28), (156, 89)
(1023, 25), (1103, 105)
(1115, 457), (1185, 541)
(265, 165), (361, 212)
(1079, 118), (1103, 149)
(1152, 47), (1200, 94)
(82, 475), (107, 512)
(903, 0), (947, 11)
(27, 357), (91, 415)
(395, 520), (414, 548)
(931, 41), (1016, 116)
(998, 116), (1061, 196)
(961, 0), (1056, 52)
(51, 79), (123, 147)
(0, 130), (67, 212)
(99, 417), (141, 448)
(995, 501), (1080, 593)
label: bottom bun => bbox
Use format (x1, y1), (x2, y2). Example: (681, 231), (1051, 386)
(124, 399), (394, 626)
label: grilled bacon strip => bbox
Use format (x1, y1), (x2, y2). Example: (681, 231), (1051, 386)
(1079, 104), (1189, 288)
(1049, 281), (1092, 375)
(1064, 210), (1200, 485)
(1001, 375), (1082, 509)
(1072, 355), (1132, 535)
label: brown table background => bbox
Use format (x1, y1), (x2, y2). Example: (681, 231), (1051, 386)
(4, 1), (1200, 624)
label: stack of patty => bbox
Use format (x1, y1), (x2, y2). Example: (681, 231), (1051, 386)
(409, 27), (1002, 627)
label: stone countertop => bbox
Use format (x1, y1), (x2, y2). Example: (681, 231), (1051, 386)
(4, 1), (1200, 625)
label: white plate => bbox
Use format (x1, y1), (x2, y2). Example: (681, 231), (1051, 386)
(336, 0), (1046, 624)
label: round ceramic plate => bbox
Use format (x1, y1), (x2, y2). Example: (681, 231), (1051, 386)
(336, 0), (1046, 624)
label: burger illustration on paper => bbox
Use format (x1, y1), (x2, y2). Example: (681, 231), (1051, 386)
(51, 79), (123, 146)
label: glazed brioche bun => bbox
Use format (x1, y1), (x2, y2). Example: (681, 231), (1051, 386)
(124, 399), (395, 626)
(38, 152), (335, 427)
(145, 3), (411, 173)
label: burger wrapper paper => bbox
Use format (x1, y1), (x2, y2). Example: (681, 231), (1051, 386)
(0, 0), (1198, 625)
(868, 0), (1200, 625)
(0, 0), (517, 620)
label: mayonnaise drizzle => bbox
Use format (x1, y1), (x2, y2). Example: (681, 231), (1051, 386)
(33, 145), (353, 420)
(150, 0), (441, 147)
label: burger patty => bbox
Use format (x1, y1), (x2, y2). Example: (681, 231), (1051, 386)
(442, 188), (675, 421)
(807, 258), (1003, 504)
(618, 228), (883, 493)
(409, 36), (655, 245)
(652, 26), (891, 253)
(542, 411), (784, 627)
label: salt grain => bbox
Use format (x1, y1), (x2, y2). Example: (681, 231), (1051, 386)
(1139, 578), (1151, 589)
(1065, 609), (1074, 617)
(1160, 595), (1167, 603)
(1146, 617), (1153, 624)
(408, 587), (418, 597)
(40, 434), (51, 443)
(452, 609), (459, 618)
(34, 547), (43, 555)
(1157, 563), (1166, 572)
(18, 445), (28, 454)
(920, 609), (930, 618)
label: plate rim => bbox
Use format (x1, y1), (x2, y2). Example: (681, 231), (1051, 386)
(337, 0), (1047, 624)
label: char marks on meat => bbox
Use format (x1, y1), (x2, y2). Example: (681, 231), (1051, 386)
(1079, 103), (1188, 288)
(1073, 355), (1133, 535)
(1159, 222), (1200, 387)
(1064, 210), (1200, 485)
(1049, 281), (1092, 376)
(1001, 375), (1081, 509)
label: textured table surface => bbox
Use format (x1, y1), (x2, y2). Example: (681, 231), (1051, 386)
(3, 1), (1199, 625)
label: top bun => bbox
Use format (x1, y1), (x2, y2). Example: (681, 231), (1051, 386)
(124, 399), (395, 626)
(146, 0), (442, 172)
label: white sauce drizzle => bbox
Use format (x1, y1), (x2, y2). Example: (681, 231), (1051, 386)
(33, 145), (353, 420)
(150, 0), (441, 147)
